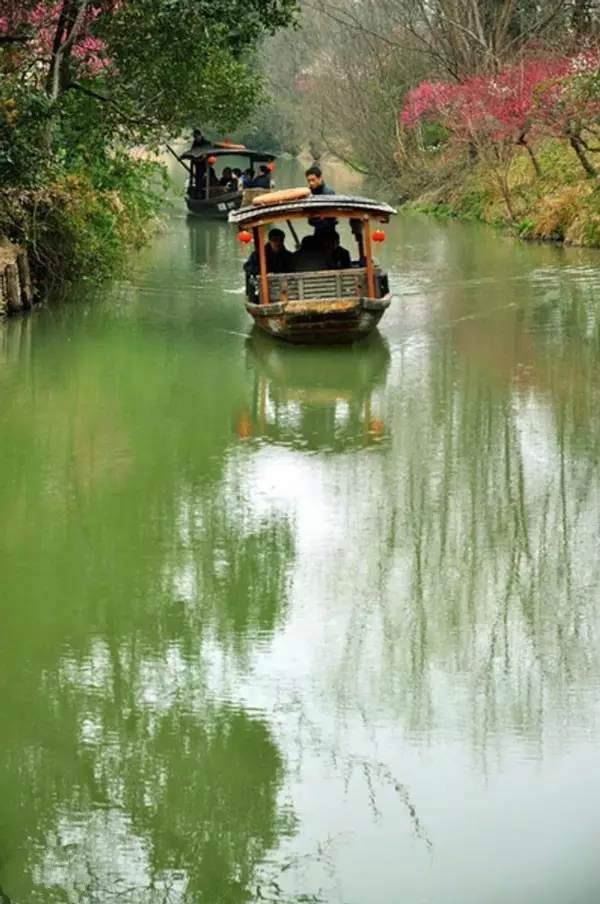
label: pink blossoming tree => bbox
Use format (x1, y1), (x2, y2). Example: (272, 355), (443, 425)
(402, 53), (600, 216)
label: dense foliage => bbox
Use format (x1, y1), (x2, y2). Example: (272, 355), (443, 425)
(247, 0), (600, 245)
(0, 0), (297, 286)
(400, 53), (600, 215)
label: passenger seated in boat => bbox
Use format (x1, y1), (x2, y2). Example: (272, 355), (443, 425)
(232, 168), (243, 190)
(293, 234), (327, 272)
(219, 166), (234, 188)
(320, 230), (351, 269)
(244, 228), (295, 278)
(241, 168), (255, 188)
(250, 165), (272, 189)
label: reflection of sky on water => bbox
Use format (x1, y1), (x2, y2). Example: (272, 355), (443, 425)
(2, 159), (600, 903)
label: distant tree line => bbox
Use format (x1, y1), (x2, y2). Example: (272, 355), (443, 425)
(250, 0), (600, 188)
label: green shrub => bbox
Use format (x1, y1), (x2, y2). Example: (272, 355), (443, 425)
(0, 157), (167, 289)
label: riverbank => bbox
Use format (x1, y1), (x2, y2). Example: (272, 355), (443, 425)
(404, 138), (600, 249)
(0, 159), (166, 299)
(0, 238), (34, 315)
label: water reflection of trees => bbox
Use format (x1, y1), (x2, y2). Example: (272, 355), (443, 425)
(4, 258), (600, 899)
(0, 311), (298, 902)
(334, 279), (600, 749)
(1, 691), (290, 903)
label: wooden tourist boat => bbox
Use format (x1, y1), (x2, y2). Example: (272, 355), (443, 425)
(229, 189), (396, 344)
(176, 141), (277, 218)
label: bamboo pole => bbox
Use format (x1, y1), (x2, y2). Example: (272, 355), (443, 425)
(165, 143), (191, 175)
(363, 217), (376, 299)
(256, 225), (269, 305)
(286, 219), (300, 249)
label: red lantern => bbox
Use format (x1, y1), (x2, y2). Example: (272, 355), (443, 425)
(237, 230), (252, 244)
(236, 412), (253, 439)
(266, 162), (275, 172)
(369, 418), (385, 437)
(207, 154), (217, 165)
(372, 229), (386, 243)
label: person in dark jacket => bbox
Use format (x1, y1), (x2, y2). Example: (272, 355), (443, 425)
(306, 164), (335, 196)
(244, 228), (294, 277)
(306, 164), (337, 233)
(219, 166), (234, 188)
(250, 164), (272, 189)
(320, 230), (351, 269)
(241, 168), (255, 188)
(292, 234), (327, 272)
(191, 129), (210, 148)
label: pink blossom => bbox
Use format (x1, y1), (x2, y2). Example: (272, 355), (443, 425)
(72, 35), (110, 74)
(14, 1), (113, 76)
(401, 81), (460, 126)
(401, 53), (600, 147)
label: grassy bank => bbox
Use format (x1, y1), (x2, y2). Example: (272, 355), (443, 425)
(406, 139), (600, 249)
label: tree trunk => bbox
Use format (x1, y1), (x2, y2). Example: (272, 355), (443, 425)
(522, 138), (542, 178)
(495, 171), (515, 221)
(570, 135), (597, 177)
(46, 0), (90, 102)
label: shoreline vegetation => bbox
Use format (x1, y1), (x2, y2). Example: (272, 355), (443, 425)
(243, 1), (600, 250)
(0, 0), (297, 298)
(404, 135), (600, 249)
(3, 2), (600, 309)
(397, 53), (600, 248)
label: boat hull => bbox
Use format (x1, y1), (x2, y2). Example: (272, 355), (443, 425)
(244, 295), (392, 345)
(186, 191), (242, 218)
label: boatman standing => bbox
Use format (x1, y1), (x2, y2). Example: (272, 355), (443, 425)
(305, 164), (335, 197)
(191, 128), (210, 148)
(305, 164), (337, 233)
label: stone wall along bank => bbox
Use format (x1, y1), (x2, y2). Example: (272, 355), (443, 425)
(0, 237), (35, 316)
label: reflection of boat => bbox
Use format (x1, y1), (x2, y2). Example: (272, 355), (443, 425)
(187, 214), (221, 268)
(238, 331), (391, 450)
(230, 191), (396, 345)
(177, 143), (276, 218)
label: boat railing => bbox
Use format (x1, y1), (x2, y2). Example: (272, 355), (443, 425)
(267, 268), (383, 303)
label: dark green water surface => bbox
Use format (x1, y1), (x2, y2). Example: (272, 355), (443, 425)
(1, 160), (600, 903)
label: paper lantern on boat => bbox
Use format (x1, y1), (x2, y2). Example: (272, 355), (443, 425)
(267, 162), (275, 172)
(369, 418), (385, 437)
(372, 229), (386, 243)
(236, 412), (253, 439)
(207, 154), (217, 165)
(237, 230), (252, 244)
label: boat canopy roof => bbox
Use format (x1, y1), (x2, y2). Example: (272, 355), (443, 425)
(229, 193), (397, 226)
(181, 145), (277, 163)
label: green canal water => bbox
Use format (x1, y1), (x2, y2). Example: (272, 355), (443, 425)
(1, 159), (600, 904)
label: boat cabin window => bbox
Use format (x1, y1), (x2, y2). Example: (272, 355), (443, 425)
(244, 223), (365, 285)
(189, 160), (243, 198)
(244, 223), (366, 276)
